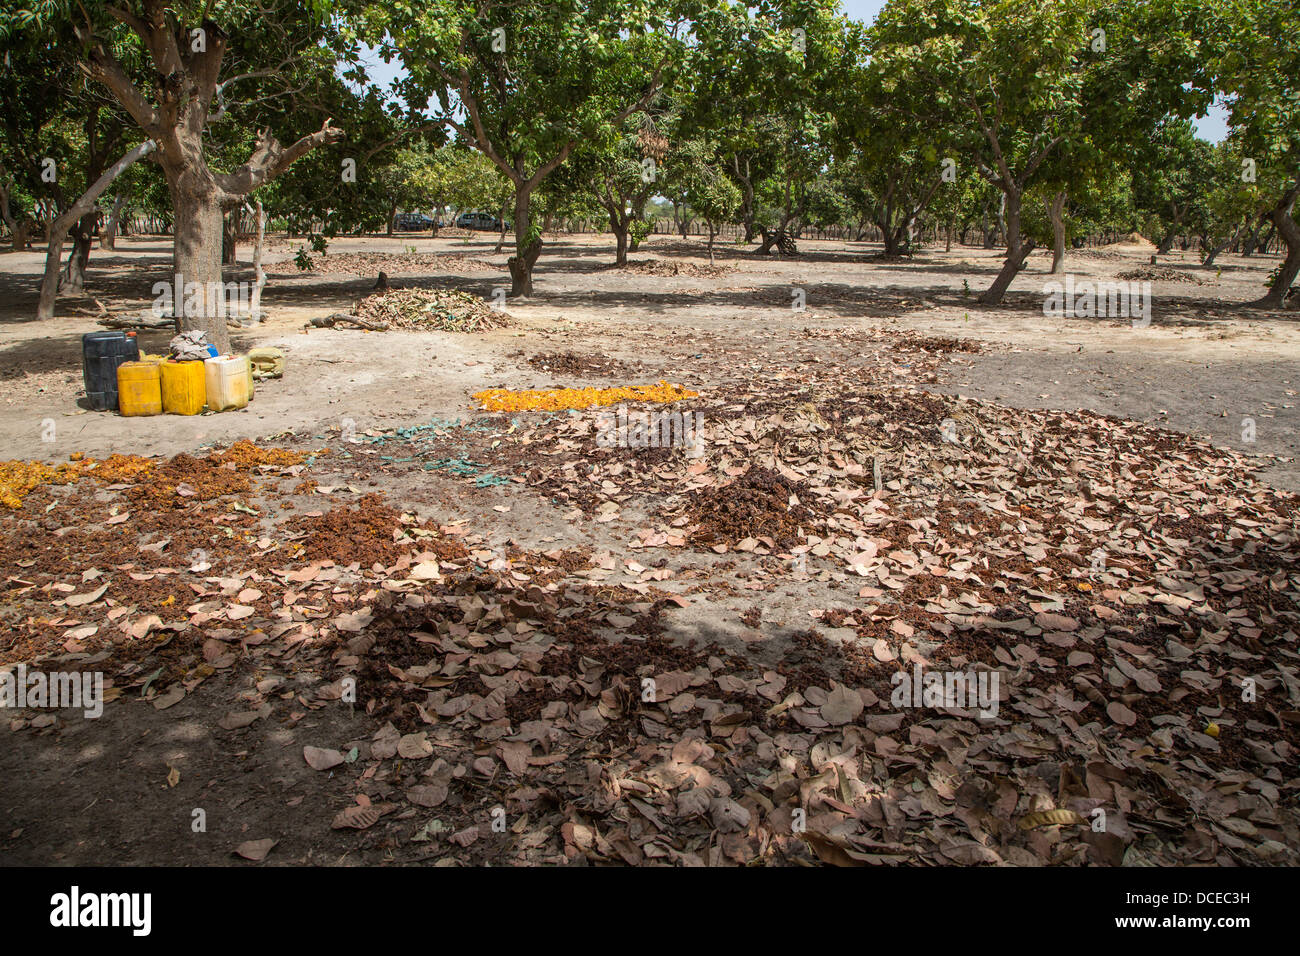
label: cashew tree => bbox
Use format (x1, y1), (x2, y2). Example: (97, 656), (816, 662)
(12, 1), (360, 350)
(370, 0), (706, 296)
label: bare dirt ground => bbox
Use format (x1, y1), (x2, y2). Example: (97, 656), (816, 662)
(1, 232), (1297, 867)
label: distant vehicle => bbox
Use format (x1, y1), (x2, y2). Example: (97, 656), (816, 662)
(454, 212), (509, 231)
(394, 212), (436, 232)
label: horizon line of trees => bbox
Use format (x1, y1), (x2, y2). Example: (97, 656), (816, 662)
(1, 0), (1297, 346)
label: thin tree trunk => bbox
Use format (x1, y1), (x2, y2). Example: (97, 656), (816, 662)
(1254, 183), (1300, 309)
(101, 194), (126, 250)
(1048, 190), (1067, 274)
(495, 202), (508, 254)
(507, 187), (542, 297)
(249, 200), (266, 320)
(37, 139), (156, 320)
(222, 210), (238, 265)
(980, 189), (1033, 305)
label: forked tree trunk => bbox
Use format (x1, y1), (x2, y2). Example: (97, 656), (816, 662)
(60, 211), (96, 292)
(37, 139), (156, 320)
(607, 205), (629, 266)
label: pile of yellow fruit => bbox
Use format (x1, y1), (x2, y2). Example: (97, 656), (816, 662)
(0, 454), (156, 509)
(472, 381), (699, 412)
(0, 442), (310, 509)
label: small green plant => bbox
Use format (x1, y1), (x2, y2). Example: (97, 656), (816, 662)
(293, 245), (314, 271)
(309, 234), (328, 255)
(962, 279), (971, 299)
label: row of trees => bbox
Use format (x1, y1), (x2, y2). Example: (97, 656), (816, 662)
(1, 0), (1297, 349)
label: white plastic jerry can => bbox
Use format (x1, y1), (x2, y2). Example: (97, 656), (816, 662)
(204, 355), (250, 411)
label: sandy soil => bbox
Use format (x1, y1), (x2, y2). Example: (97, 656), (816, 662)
(1, 231), (1297, 867)
(2, 233), (1295, 487)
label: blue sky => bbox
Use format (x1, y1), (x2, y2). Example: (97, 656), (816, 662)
(359, 0), (1228, 142)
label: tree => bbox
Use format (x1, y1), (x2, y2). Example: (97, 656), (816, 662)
(834, 17), (950, 257)
(877, 0), (1097, 303)
(1132, 119), (1216, 254)
(1206, 0), (1300, 307)
(373, 0), (694, 296)
(668, 136), (741, 262)
(13, 1), (358, 349)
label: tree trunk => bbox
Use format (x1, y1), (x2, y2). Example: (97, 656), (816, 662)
(507, 188), (542, 297)
(1048, 190), (1067, 274)
(37, 139), (155, 320)
(1254, 184), (1300, 309)
(249, 201), (266, 320)
(707, 225), (716, 265)
(1241, 215), (1263, 256)
(222, 211), (238, 265)
(101, 194), (126, 250)
(59, 212), (96, 293)
(172, 184), (231, 353)
(980, 189), (1033, 305)
(495, 202), (508, 255)
(880, 220), (901, 257)
(610, 208), (629, 266)
(386, 202), (396, 236)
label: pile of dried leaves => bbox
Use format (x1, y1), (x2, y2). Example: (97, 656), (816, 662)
(675, 466), (818, 549)
(2, 326), (1298, 865)
(525, 351), (645, 379)
(354, 288), (509, 333)
(605, 259), (734, 278)
(1116, 266), (1206, 284)
(273, 251), (495, 276)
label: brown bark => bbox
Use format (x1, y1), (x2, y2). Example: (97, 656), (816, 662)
(507, 188), (542, 297)
(60, 212), (97, 292)
(101, 194), (126, 249)
(1254, 183), (1300, 309)
(1047, 190), (1067, 274)
(980, 190), (1033, 305)
(37, 139), (157, 320)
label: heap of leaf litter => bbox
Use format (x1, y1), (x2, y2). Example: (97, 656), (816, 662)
(3, 326), (1299, 867)
(353, 288), (510, 332)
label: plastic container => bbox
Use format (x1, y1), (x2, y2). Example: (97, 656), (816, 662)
(160, 360), (206, 415)
(82, 331), (139, 411)
(242, 354), (255, 402)
(204, 355), (250, 411)
(116, 361), (162, 416)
